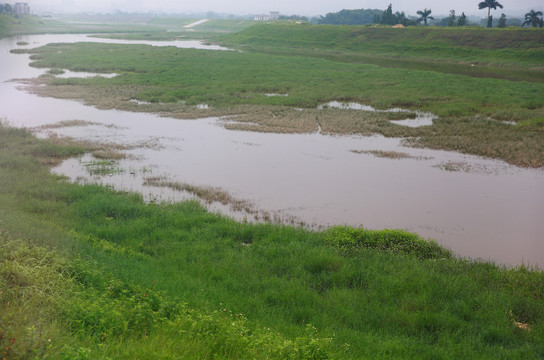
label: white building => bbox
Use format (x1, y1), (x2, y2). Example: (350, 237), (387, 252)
(13, 2), (30, 16)
(254, 11), (280, 21)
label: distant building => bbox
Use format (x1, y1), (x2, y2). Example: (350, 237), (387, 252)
(254, 11), (280, 21)
(13, 2), (30, 16)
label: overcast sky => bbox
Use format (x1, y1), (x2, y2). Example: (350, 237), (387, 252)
(29, 1), (543, 17)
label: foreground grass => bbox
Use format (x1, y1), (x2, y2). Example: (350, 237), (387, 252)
(1, 240), (331, 359)
(1, 126), (544, 359)
(0, 126), (331, 359)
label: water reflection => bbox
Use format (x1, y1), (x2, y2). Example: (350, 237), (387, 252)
(1, 34), (543, 268)
(318, 101), (436, 127)
(55, 70), (119, 79)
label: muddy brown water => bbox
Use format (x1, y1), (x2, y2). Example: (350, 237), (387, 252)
(1, 34), (543, 268)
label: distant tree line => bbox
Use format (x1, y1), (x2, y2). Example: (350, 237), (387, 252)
(313, 2), (543, 29)
(374, 4), (418, 26)
(316, 9), (383, 25)
(1, 3), (30, 16)
(0, 3), (13, 15)
(278, 14), (309, 22)
(523, 10), (543, 27)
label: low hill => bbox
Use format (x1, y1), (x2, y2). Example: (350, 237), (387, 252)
(0, 14), (61, 37)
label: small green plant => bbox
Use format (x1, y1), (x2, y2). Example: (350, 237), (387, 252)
(46, 68), (65, 75)
(517, 118), (544, 132)
(83, 159), (123, 176)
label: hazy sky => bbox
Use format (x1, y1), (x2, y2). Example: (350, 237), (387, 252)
(29, 1), (543, 17)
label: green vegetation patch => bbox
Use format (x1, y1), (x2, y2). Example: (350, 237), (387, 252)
(23, 42), (544, 120)
(324, 225), (453, 259)
(46, 68), (65, 75)
(517, 118), (544, 132)
(0, 239), (331, 359)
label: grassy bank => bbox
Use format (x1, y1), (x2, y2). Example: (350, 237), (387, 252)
(220, 23), (544, 81)
(1, 124), (544, 359)
(21, 40), (544, 167)
(0, 15), (64, 37)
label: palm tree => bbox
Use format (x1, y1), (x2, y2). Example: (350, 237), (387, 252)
(522, 9), (544, 28)
(417, 8), (434, 26)
(497, 13), (507, 28)
(457, 12), (468, 26)
(478, 0), (503, 28)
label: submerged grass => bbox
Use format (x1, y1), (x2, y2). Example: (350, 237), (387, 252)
(143, 176), (255, 214)
(350, 150), (424, 160)
(1, 123), (544, 359)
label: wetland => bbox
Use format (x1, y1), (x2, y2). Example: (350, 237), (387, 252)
(1, 18), (544, 359)
(1, 32), (543, 267)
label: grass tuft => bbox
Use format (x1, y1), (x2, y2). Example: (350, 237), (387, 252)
(324, 225), (453, 259)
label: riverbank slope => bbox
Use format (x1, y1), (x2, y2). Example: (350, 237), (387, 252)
(1, 126), (543, 359)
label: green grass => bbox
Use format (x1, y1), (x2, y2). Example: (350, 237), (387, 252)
(24, 42), (544, 119)
(220, 23), (544, 72)
(1, 125), (544, 359)
(0, 239), (331, 359)
(517, 118), (544, 132)
(324, 226), (453, 259)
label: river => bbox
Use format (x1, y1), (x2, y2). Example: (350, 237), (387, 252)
(1, 34), (543, 268)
